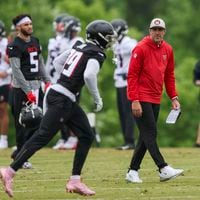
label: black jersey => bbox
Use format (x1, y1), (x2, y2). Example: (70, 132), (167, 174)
(57, 42), (106, 95)
(7, 36), (42, 80)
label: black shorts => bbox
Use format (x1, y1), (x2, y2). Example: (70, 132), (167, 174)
(0, 84), (10, 103)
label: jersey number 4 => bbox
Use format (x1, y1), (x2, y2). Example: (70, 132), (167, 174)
(62, 49), (83, 77)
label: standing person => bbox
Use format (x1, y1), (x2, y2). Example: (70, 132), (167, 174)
(46, 13), (68, 84)
(0, 20), (12, 149)
(111, 19), (137, 150)
(193, 60), (200, 146)
(7, 14), (50, 168)
(52, 15), (84, 150)
(0, 20), (116, 197)
(125, 18), (184, 183)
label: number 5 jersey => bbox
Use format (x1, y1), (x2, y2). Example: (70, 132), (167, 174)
(7, 36), (49, 94)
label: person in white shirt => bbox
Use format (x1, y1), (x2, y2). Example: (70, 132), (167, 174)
(45, 13), (68, 84)
(0, 20), (12, 149)
(111, 19), (137, 150)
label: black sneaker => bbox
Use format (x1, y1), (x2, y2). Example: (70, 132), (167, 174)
(116, 144), (135, 150)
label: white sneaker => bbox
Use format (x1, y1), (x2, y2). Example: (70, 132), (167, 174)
(12, 146), (17, 151)
(0, 139), (8, 149)
(52, 139), (65, 150)
(63, 136), (78, 150)
(125, 170), (143, 183)
(159, 165), (184, 182)
(22, 162), (32, 169)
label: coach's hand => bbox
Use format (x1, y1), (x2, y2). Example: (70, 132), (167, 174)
(132, 101), (142, 117)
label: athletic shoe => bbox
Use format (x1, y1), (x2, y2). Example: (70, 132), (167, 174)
(52, 139), (65, 150)
(0, 167), (15, 197)
(22, 162), (32, 169)
(12, 146), (17, 151)
(195, 143), (200, 147)
(159, 165), (184, 182)
(66, 178), (95, 196)
(63, 136), (78, 150)
(116, 144), (135, 150)
(125, 170), (143, 183)
(0, 139), (8, 149)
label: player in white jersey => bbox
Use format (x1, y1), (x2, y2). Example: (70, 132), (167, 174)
(58, 16), (84, 53)
(111, 19), (137, 150)
(0, 20), (12, 149)
(46, 14), (68, 84)
(52, 15), (84, 150)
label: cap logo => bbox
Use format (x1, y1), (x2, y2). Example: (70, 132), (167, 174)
(154, 20), (161, 25)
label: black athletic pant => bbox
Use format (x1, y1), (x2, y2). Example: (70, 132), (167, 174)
(117, 87), (135, 145)
(11, 88), (43, 159)
(60, 89), (82, 140)
(11, 89), (94, 175)
(129, 102), (167, 170)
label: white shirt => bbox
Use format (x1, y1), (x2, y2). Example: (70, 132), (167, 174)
(0, 37), (12, 86)
(112, 36), (137, 88)
(45, 35), (63, 83)
(59, 36), (84, 54)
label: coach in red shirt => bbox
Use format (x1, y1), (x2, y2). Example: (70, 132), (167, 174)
(125, 18), (184, 183)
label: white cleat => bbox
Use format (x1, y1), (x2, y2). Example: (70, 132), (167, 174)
(63, 136), (78, 150)
(22, 162), (32, 169)
(159, 165), (184, 182)
(52, 139), (65, 150)
(125, 170), (143, 183)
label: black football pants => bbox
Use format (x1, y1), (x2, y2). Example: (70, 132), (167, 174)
(10, 89), (94, 175)
(129, 102), (167, 170)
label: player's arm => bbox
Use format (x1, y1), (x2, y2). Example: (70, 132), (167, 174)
(84, 58), (103, 112)
(53, 49), (71, 75)
(9, 57), (32, 94)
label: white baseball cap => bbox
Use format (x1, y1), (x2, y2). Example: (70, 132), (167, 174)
(149, 18), (166, 29)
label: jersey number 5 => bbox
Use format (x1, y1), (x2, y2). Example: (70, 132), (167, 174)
(30, 52), (39, 72)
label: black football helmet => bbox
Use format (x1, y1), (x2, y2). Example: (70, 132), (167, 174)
(61, 16), (81, 39)
(111, 19), (128, 41)
(86, 20), (117, 49)
(19, 103), (43, 128)
(0, 20), (6, 37)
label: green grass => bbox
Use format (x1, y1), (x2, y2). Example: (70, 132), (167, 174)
(0, 148), (200, 200)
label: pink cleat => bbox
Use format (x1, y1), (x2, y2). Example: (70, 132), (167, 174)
(66, 178), (95, 196)
(0, 167), (15, 197)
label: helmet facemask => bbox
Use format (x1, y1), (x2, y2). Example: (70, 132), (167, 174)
(98, 31), (117, 49)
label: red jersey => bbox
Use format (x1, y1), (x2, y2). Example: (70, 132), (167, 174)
(127, 36), (177, 104)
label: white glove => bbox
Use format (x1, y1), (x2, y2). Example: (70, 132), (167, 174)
(94, 97), (103, 112)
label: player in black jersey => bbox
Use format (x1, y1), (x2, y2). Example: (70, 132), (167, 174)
(0, 20), (116, 197)
(6, 14), (50, 169)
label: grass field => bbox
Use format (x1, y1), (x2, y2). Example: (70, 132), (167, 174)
(0, 147), (200, 200)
